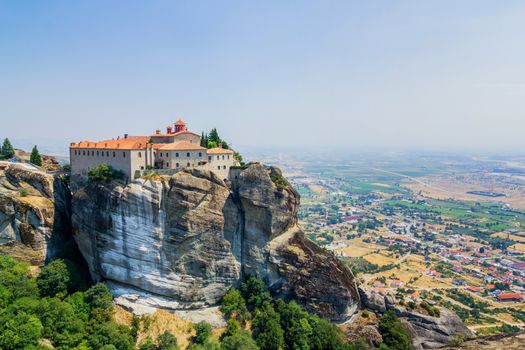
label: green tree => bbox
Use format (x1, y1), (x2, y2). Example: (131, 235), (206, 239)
(220, 330), (258, 350)
(275, 300), (312, 350)
(208, 128), (221, 144)
(30, 146), (42, 166)
(37, 259), (70, 298)
(1, 138), (14, 158)
(221, 289), (249, 321)
(88, 163), (124, 182)
(139, 336), (156, 350)
(87, 321), (134, 350)
(0, 311), (43, 350)
(308, 314), (346, 350)
(85, 283), (113, 310)
(240, 277), (272, 311)
(378, 312), (412, 350)
(157, 331), (180, 350)
(193, 321), (213, 345)
(37, 297), (86, 348)
(252, 302), (284, 350)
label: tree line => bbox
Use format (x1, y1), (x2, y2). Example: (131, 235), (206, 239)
(0, 138), (42, 166)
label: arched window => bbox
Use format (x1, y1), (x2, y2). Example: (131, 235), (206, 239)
(123, 152), (126, 157)
(218, 166), (221, 170)
(186, 152), (190, 157)
(223, 165), (226, 169)
(198, 152), (202, 157)
(91, 151), (94, 156)
(113, 152), (116, 157)
(222, 155), (225, 160)
(82, 150), (85, 156)
(138, 152), (142, 158)
(208, 156), (211, 161)
(97, 151), (99, 156)
(106, 151), (109, 157)
(175, 152), (179, 157)
(166, 162), (169, 167)
(176, 163), (179, 167)
(187, 162), (190, 167)
(227, 155), (230, 159)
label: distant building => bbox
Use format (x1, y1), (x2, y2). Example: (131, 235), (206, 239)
(69, 120), (238, 180)
(497, 292), (523, 302)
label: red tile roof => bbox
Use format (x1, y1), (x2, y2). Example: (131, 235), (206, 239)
(70, 137), (150, 150)
(497, 293), (522, 301)
(207, 147), (234, 154)
(158, 141), (206, 151)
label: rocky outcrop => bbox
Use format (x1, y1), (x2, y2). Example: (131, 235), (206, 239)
(0, 162), (74, 263)
(71, 164), (360, 322)
(359, 287), (474, 349)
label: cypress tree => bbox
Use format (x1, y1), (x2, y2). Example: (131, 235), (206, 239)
(30, 146), (42, 166)
(1, 138), (14, 158)
(200, 132), (206, 147)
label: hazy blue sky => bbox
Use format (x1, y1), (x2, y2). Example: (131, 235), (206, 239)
(1, 1), (524, 154)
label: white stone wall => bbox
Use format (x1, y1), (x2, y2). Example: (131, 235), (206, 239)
(154, 150), (207, 169)
(205, 152), (236, 180)
(71, 148), (135, 179)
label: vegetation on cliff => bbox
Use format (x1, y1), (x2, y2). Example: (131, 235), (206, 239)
(30, 146), (42, 166)
(219, 276), (368, 350)
(0, 138), (15, 159)
(88, 163), (125, 182)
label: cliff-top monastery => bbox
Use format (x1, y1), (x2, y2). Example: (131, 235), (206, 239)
(69, 120), (238, 180)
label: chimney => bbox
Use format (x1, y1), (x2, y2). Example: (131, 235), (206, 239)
(124, 134), (128, 139)
(167, 126), (173, 134)
(156, 129), (160, 135)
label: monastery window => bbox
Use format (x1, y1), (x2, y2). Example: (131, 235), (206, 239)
(227, 155), (230, 159)
(176, 163), (179, 167)
(186, 152), (190, 157)
(140, 166), (144, 170)
(166, 162), (169, 167)
(187, 162), (191, 167)
(223, 165), (226, 169)
(101, 151), (104, 157)
(138, 152), (142, 158)
(123, 152), (126, 157)
(82, 150), (85, 156)
(106, 151), (109, 157)
(217, 156), (219, 160)
(113, 152), (116, 157)
(176, 153), (179, 157)
(208, 156), (211, 161)
(198, 152), (202, 157)
(217, 166), (221, 170)
(97, 151), (99, 156)
(91, 151), (94, 156)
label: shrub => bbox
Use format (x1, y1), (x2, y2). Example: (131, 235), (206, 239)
(88, 163), (124, 182)
(269, 168), (289, 190)
(30, 146), (42, 166)
(85, 283), (113, 310)
(192, 321), (212, 345)
(19, 188), (28, 197)
(221, 289), (249, 321)
(37, 259), (70, 298)
(378, 311), (413, 350)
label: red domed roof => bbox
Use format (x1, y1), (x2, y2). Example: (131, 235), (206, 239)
(175, 119), (186, 126)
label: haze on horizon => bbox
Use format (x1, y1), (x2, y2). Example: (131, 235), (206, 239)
(1, 1), (525, 154)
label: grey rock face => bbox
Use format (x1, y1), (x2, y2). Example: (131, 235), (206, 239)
(397, 306), (474, 349)
(72, 164), (360, 321)
(359, 287), (474, 349)
(0, 162), (73, 263)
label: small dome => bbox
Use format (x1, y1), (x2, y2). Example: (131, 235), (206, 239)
(175, 119), (186, 126)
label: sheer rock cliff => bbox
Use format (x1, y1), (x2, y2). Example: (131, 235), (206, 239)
(0, 162), (73, 264)
(71, 164), (360, 322)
